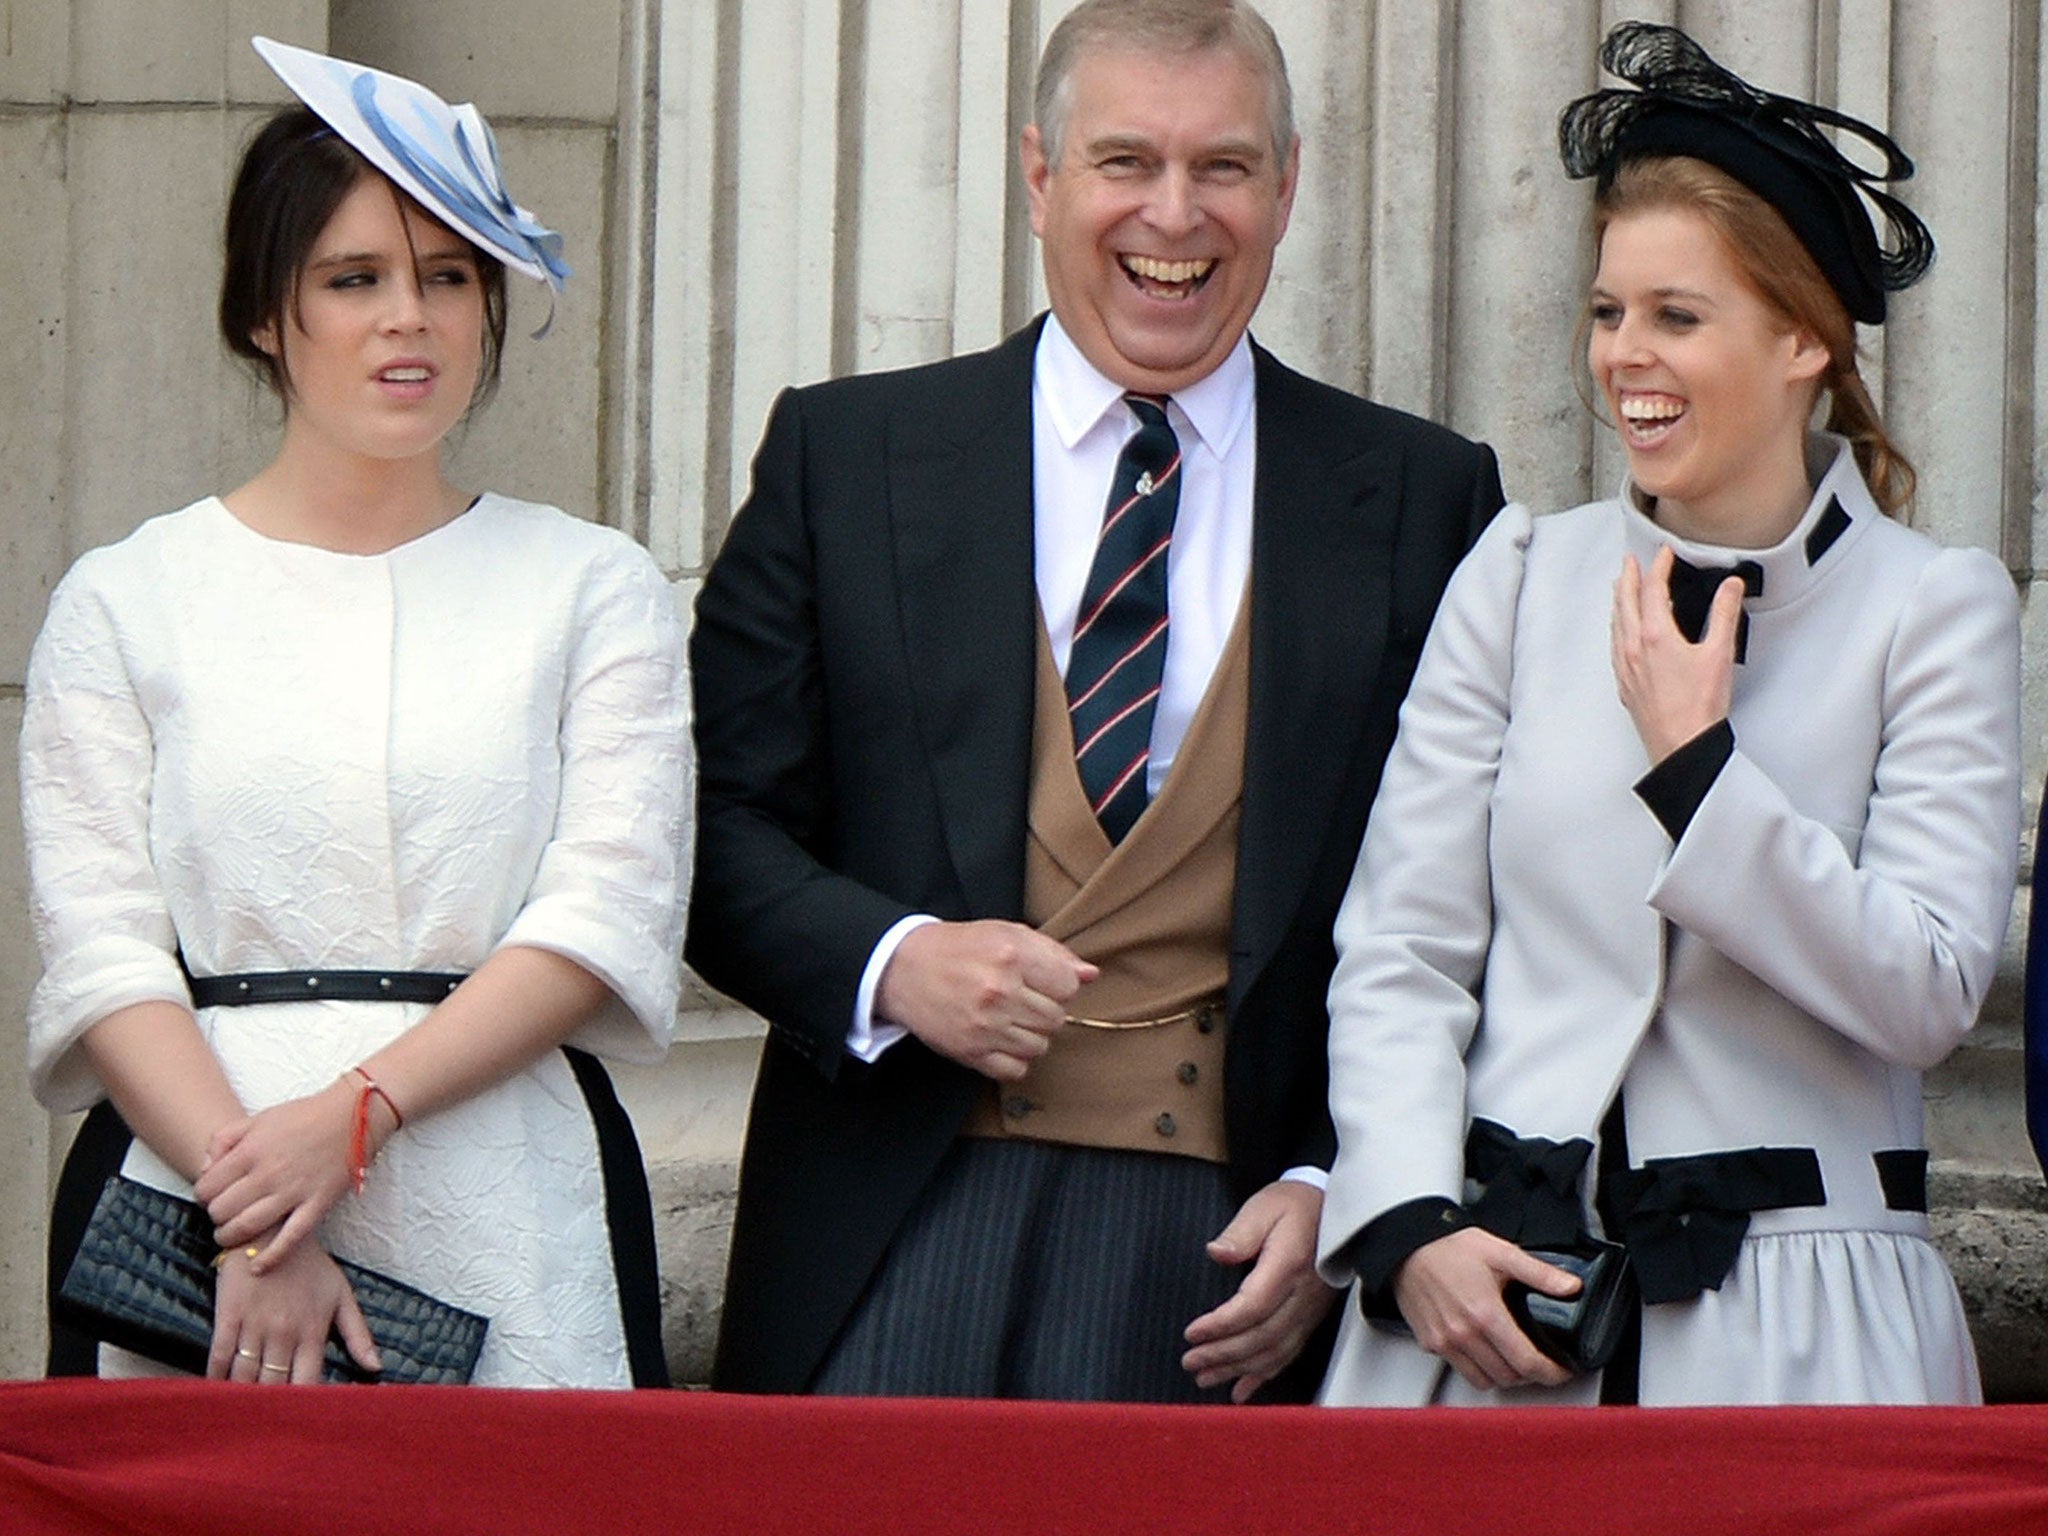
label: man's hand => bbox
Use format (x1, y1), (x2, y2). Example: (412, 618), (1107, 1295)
(1181, 1179), (1339, 1402)
(876, 919), (1097, 1081)
(1392, 1226), (1579, 1391)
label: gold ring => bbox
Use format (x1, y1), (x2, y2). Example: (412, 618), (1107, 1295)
(260, 1362), (289, 1375)
(235, 1346), (260, 1362)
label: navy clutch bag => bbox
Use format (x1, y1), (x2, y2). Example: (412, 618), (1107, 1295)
(56, 1174), (487, 1384)
(1502, 1240), (1636, 1374)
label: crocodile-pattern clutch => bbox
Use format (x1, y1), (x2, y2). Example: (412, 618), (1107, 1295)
(57, 1174), (488, 1384)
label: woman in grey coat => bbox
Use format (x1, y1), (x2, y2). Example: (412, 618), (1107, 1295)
(1316, 23), (2018, 1407)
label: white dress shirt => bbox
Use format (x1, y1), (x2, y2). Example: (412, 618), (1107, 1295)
(850, 317), (1255, 1052)
(1032, 314), (1257, 791)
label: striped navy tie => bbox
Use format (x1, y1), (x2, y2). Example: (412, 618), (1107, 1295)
(1066, 394), (1182, 843)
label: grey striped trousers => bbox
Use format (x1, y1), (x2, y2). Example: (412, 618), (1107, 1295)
(813, 1137), (1239, 1401)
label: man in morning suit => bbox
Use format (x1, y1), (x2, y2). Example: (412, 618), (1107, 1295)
(689, 0), (1504, 1402)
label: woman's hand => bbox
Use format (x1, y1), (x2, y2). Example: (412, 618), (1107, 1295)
(1392, 1227), (1580, 1391)
(195, 1077), (396, 1271)
(1611, 545), (1742, 762)
(207, 1230), (381, 1384)
(203, 948), (602, 1273)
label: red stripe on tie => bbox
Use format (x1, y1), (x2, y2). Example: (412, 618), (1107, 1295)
(1074, 685), (1161, 761)
(1071, 533), (1174, 642)
(1091, 750), (1150, 816)
(1095, 488), (1145, 546)
(1067, 617), (1170, 715)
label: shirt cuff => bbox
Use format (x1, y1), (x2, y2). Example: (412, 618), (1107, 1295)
(1278, 1165), (1328, 1191)
(846, 913), (940, 1062)
(1633, 718), (1735, 842)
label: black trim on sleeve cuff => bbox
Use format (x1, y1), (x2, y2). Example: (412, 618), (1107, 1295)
(1633, 719), (1735, 842)
(1347, 1196), (1472, 1321)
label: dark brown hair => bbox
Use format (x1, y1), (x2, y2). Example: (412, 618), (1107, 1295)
(218, 106), (508, 407)
(1592, 154), (1914, 516)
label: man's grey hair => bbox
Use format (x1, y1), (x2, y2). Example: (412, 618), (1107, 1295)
(1033, 0), (1296, 167)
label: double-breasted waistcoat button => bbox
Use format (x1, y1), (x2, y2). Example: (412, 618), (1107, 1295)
(1155, 1112), (1177, 1138)
(1176, 1061), (1199, 1086)
(1003, 1096), (1034, 1120)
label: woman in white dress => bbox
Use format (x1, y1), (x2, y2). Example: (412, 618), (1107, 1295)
(1316, 22), (2018, 1406)
(22, 39), (691, 1388)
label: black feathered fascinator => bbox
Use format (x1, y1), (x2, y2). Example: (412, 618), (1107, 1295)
(1558, 21), (1932, 324)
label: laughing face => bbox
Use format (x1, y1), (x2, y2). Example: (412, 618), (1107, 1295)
(1590, 205), (1829, 547)
(1022, 44), (1298, 395)
(258, 171), (486, 468)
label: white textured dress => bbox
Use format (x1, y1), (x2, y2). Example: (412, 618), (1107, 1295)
(22, 494), (693, 1388)
(1316, 438), (2020, 1406)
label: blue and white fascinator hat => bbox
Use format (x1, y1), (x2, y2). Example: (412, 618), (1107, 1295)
(252, 35), (569, 294)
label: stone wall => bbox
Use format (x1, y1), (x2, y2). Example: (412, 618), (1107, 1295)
(4, 0), (2045, 1395)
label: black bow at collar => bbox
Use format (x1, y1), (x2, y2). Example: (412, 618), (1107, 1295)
(1666, 554), (1763, 663)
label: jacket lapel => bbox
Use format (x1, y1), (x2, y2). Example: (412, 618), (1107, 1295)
(1232, 346), (1402, 999)
(888, 322), (1043, 919)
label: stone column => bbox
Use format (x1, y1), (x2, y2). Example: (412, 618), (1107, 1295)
(0, 0), (328, 1382)
(13, 0), (2048, 1396)
(639, 0), (2048, 1395)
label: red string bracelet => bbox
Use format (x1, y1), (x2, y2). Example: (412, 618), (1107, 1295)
(346, 1067), (405, 1197)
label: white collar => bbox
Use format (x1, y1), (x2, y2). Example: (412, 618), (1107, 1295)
(1034, 312), (1255, 459)
(1620, 434), (1877, 613)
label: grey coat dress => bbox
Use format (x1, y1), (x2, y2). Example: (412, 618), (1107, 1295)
(1317, 437), (2020, 1406)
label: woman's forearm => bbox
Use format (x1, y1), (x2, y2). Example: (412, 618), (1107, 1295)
(353, 944), (614, 1129)
(195, 945), (617, 1261)
(79, 1001), (245, 1183)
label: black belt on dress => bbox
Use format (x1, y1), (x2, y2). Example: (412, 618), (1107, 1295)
(182, 963), (469, 1008)
(1873, 1148), (1930, 1213)
(1604, 1146), (1929, 1308)
(1478, 1107), (1937, 1310)
(1605, 1146), (1827, 1304)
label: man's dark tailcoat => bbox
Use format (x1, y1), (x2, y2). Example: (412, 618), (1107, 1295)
(688, 318), (1503, 1395)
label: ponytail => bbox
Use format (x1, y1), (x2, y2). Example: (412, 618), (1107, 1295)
(1824, 368), (1915, 517)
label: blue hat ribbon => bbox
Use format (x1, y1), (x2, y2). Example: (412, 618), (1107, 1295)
(351, 72), (571, 291)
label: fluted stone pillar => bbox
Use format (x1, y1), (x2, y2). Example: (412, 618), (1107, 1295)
(0, 0), (329, 1383)
(642, 0), (2048, 1395)
(7, 0), (2047, 1396)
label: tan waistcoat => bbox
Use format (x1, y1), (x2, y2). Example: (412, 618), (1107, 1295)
(962, 597), (1250, 1163)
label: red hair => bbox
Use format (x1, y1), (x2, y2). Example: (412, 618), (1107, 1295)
(1593, 154), (1915, 516)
